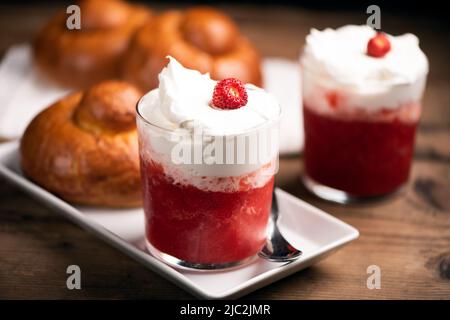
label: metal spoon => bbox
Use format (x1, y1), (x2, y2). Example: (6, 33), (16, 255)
(259, 190), (302, 262)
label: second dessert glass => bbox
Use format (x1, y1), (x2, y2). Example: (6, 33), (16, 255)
(300, 26), (428, 203)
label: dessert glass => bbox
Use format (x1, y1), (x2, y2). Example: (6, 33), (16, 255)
(300, 26), (428, 203)
(136, 95), (280, 270)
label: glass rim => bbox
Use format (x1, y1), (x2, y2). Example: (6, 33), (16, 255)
(300, 62), (428, 89)
(136, 89), (283, 136)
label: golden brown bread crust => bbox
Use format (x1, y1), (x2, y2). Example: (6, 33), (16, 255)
(20, 81), (143, 207)
(122, 7), (262, 91)
(33, 0), (152, 89)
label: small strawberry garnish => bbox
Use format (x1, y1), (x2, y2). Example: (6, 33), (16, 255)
(367, 32), (391, 58)
(212, 78), (248, 110)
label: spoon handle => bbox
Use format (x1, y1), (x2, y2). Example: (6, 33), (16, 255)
(258, 190), (302, 262)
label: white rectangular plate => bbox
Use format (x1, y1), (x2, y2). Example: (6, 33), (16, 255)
(0, 141), (358, 299)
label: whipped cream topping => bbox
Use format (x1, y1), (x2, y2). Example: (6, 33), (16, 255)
(140, 57), (280, 136)
(301, 25), (428, 111)
(137, 57), (280, 189)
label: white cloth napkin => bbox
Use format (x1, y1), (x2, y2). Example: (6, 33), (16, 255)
(0, 44), (303, 154)
(262, 58), (303, 154)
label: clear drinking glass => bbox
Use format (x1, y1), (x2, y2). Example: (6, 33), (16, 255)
(136, 92), (281, 270)
(301, 65), (427, 203)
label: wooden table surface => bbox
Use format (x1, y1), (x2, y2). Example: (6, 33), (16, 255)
(0, 3), (449, 299)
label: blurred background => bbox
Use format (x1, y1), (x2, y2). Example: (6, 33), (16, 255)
(1, 0), (448, 69)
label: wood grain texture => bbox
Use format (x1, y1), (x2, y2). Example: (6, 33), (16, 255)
(0, 3), (449, 299)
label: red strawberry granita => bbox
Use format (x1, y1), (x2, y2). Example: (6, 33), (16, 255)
(136, 57), (281, 269)
(300, 26), (428, 202)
